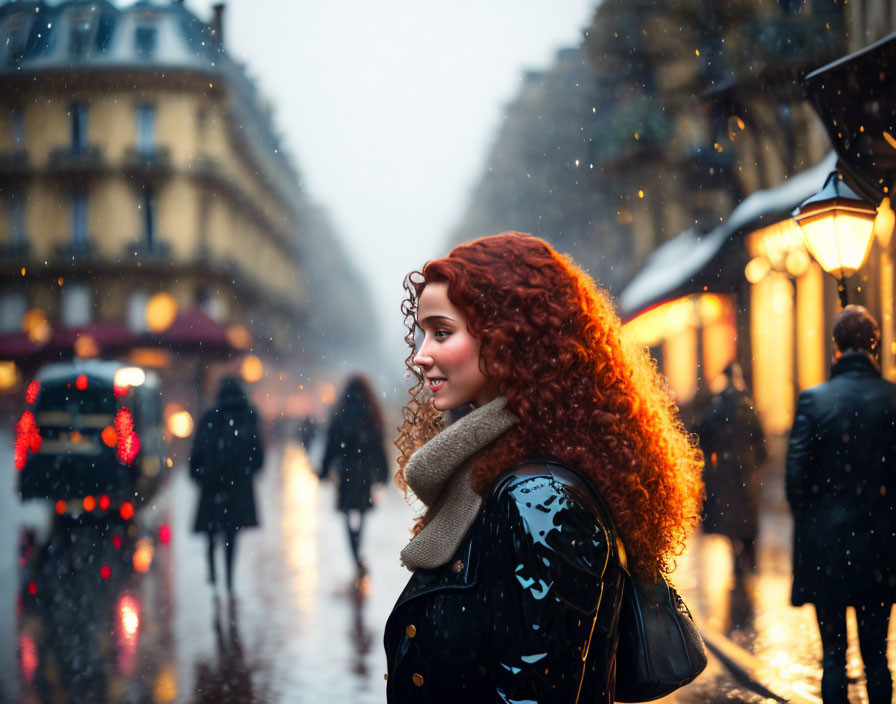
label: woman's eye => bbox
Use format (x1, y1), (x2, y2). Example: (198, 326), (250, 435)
(434, 330), (451, 339)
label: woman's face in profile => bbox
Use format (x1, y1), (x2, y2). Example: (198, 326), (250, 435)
(412, 281), (499, 411)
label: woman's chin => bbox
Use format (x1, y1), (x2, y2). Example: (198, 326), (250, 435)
(432, 396), (461, 412)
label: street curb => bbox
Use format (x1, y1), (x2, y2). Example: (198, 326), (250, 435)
(702, 629), (822, 704)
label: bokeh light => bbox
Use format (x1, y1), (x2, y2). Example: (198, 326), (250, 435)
(145, 292), (178, 333)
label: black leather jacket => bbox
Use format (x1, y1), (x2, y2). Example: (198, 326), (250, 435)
(384, 460), (625, 703)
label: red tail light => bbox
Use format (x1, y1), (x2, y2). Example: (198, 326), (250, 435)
(75, 374), (88, 391)
(114, 407), (141, 465)
(25, 380), (40, 404)
(14, 411), (41, 470)
(120, 502), (134, 520)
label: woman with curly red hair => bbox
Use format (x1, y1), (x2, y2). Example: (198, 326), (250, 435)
(384, 232), (703, 703)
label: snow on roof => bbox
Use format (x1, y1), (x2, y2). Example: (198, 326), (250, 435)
(618, 151), (837, 317)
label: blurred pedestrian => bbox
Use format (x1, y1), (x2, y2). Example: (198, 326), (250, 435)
(190, 377), (264, 596)
(786, 305), (896, 704)
(319, 374), (389, 574)
(695, 361), (767, 579)
(385, 233), (703, 702)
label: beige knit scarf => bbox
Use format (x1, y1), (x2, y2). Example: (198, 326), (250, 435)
(400, 396), (518, 571)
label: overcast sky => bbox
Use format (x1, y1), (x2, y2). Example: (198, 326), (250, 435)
(187, 0), (597, 368)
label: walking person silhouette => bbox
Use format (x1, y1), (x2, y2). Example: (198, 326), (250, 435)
(787, 305), (896, 704)
(319, 374), (389, 575)
(190, 377), (265, 596)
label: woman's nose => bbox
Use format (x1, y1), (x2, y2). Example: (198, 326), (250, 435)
(412, 344), (432, 369)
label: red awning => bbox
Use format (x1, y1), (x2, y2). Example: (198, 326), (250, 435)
(51, 321), (139, 349)
(0, 332), (44, 361)
(153, 306), (232, 352)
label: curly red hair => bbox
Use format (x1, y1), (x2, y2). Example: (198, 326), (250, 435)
(394, 232), (703, 579)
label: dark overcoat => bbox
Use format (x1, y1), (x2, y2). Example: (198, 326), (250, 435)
(320, 403), (388, 512)
(384, 461), (625, 703)
(190, 384), (264, 534)
(786, 351), (896, 606)
(695, 385), (767, 539)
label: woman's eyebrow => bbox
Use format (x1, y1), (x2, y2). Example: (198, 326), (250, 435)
(418, 315), (455, 326)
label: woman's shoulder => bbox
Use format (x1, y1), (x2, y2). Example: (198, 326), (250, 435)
(490, 460), (617, 536)
(486, 459), (618, 578)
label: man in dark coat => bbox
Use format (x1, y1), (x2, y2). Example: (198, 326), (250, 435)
(190, 377), (264, 595)
(695, 361), (767, 579)
(786, 305), (896, 704)
(319, 375), (388, 574)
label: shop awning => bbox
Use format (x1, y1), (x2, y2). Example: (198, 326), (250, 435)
(804, 32), (896, 201)
(618, 151), (836, 319)
(151, 306), (233, 353)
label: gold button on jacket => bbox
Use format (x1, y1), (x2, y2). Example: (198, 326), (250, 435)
(405, 624), (417, 638)
(412, 673), (424, 686)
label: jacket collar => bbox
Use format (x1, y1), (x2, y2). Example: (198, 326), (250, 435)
(830, 349), (881, 378)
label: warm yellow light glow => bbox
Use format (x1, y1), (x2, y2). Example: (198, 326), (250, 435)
(752, 273), (795, 434)
(226, 324), (252, 350)
(623, 295), (732, 350)
(153, 665), (178, 703)
(319, 381), (337, 405)
(702, 298), (737, 386)
(74, 334), (99, 358)
(785, 248), (810, 278)
(166, 410), (194, 439)
(796, 207), (876, 278)
(114, 367), (146, 388)
(0, 362), (18, 390)
(129, 347), (170, 368)
(145, 292), (178, 333)
(132, 538), (154, 574)
(874, 197), (894, 248)
(663, 326), (698, 404)
(747, 219), (808, 277)
(796, 263), (826, 391)
(119, 594), (140, 636)
(744, 257), (771, 284)
(22, 308), (51, 344)
(240, 355), (264, 384)
(281, 442), (320, 610)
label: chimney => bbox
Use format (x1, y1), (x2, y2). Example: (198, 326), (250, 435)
(212, 3), (225, 46)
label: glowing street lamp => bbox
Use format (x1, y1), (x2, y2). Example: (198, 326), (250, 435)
(793, 171), (878, 307)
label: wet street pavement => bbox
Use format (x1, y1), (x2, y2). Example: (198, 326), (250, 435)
(1, 429), (894, 703)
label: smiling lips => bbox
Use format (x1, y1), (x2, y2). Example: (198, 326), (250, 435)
(428, 377), (446, 393)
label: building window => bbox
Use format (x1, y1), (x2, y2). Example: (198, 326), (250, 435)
(136, 103), (155, 154)
(70, 102), (88, 152)
(141, 186), (156, 249)
(72, 187), (88, 247)
(0, 292), (26, 333)
(9, 193), (26, 247)
(134, 25), (157, 58)
(127, 289), (149, 332)
(10, 106), (23, 146)
(95, 13), (116, 53)
(69, 19), (91, 58)
(61, 283), (91, 328)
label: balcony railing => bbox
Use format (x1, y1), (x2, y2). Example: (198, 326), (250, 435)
(47, 145), (105, 177)
(0, 150), (29, 180)
(123, 145), (172, 176)
(55, 239), (98, 260)
(0, 241), (29, 260)
(124, 239), (172, 260)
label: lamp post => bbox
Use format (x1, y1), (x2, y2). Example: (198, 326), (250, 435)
(792, 170), (878, 308)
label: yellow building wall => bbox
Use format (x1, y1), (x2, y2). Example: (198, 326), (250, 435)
(26, 100), (69, 165)
(90, 95), (131, 162)
(91, 179), (138, 256)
